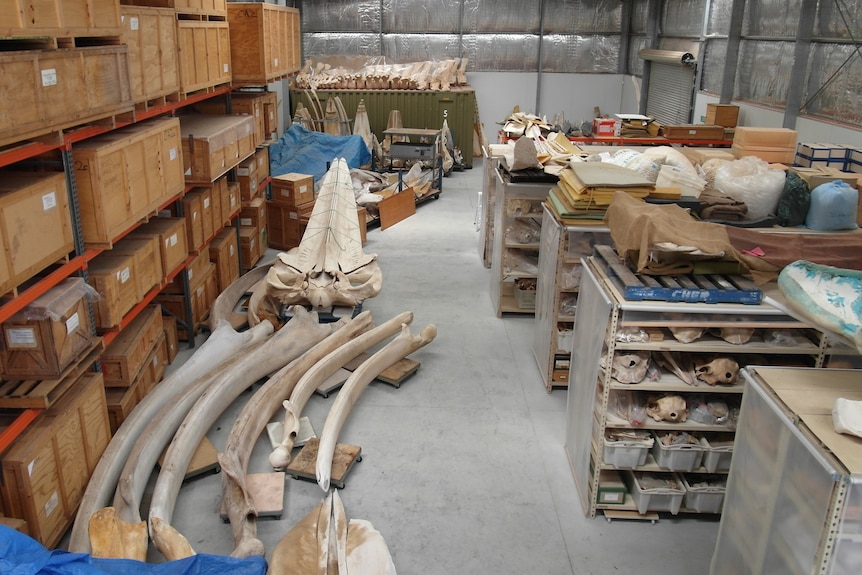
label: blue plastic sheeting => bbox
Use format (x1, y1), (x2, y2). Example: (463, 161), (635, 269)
(0, 526), (267, 575)
(269, 124), (372, 182)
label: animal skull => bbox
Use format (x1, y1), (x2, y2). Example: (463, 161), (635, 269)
(602, 351), (650, 384)
(694, 357), (739, 385)
(646, 395), (688, 423)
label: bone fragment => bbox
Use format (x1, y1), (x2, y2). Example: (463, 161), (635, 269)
(316, 323), (437, 491)
(219, 311), (376, 558)
(149, 308), (335, 560)
(88, 507), (147, 561)
(69, 318), (274, 553)
(270, 311), (414, 471)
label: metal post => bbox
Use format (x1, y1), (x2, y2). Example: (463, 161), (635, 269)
(783, 0), (817, 129)
(719, 0), (747, 104)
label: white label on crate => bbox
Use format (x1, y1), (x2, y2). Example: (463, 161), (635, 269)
(184, 167), (191, 176)
(42, 192), (57, 211)
(237, 167), (249, 177)
(6, 327), (37, 348)
(119, 266), (131, 283)
(299, 185), (307, 193)
(603, 492), (621, 503)
(153, 355), (158, 367)
(130, 17), (139, 31)
(41, 68), (57, 87)
(229, 245), (234, 256)
(240, 218), (252, 226)
(223, 63), (229, 73)
(169, 233), (178, 246)
(45, 491), (59, 517)
(255, 108), (260, 117)
(169, 147), (177, 161)
(251, 238), (256, 248)
(28, 460), (35, 476)
(188, 269), (194, 280)
(203, 197), (210, 209)
(196, 286), (204, 297)
(230, 197), (236, 207)
(279, 190), (289, 198)
(273, 58), (278, 67)
(65, 312), (80, 335)
(289, 212), (298, 220)
(158, 209), (171, 218)
(193, 211), (198, 221)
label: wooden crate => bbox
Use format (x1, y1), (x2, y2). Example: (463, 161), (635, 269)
(156, 263), (215, 340)
(1, 372), (110, 548)
(0, 172), (74, 296)
(227, 3), (299, 83)
(163, 249), (209, 295)
(105, 327), (167, 434)
(176, 18), (231, 95)
(271, 173), (314, 207)
(180, 189), (205, 251)
(238, 225), (261, 271)
(147, 329), (169, 387)
(255, 145), (270, 179)
(100, 304), (163, 387)
(72, 117), (184, 248)
(260, 91), (278, 140)
(265, 200), (302, 251)
(207, 176), (224, 229)
(0, 0), (121, 37)
(208, 227), (239, 293)
(119, 5), (180, 105)
(110, 235), (164, 300)
(0, 278), (97, 380)
(237, 156), (259, 201)
(240, 197), (266, 229)
(127, 217), (188, 280)
(193, 92), (266, 147)
(162, 313), (179, 363)
(705, 104), (739, 128)
(0, 46), (133, 148)
(179, 114), (256, 183)
(87, 252), (141, 330)
(225, 182), (240, 223)
(662, 124), (726, 140)
(119, 0), (227, 16)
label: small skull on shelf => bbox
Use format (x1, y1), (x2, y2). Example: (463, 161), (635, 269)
(694, 356), (740, 385)
(646, 394), (688, 423)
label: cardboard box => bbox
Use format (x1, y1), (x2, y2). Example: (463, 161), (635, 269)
(180, 114), (256, 183)
(592, 118), (620, 137)
(110, 235), (164, 300)
(788, 166), (859, 190)
(271, 173), (314, 207)
(237, 156), (260, 201)
(732, 127), (798, 163)
(795, 142), (849, 170)
(0, 278), (97, 380)
(100, 304), (164, 387)
(0, 172), (74, 296)
(705, 104), (739, 128)
(73, 117), (185, 248)
(119, 5), (179, 105)
(87, 252), (140, 329)
(662, 125), (726, 140)
(209, 228), (239, 293)
(0, 372), (110, 548)
(128, 217), (189, 280)
(680, 147), (735, 165)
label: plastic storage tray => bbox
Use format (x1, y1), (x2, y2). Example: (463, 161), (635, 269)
(623, 471), (685, 515)
(682, 474), (726, 513)
(651, 432), (706, 472)
(603, 430), (653, 468)
(701, 434), (734, 473)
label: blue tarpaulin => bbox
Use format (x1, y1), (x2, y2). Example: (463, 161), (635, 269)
(268, 124), (371, 183)
(0, 526), (267, 575)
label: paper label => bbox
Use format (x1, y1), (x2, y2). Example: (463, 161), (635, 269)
(223, 63), (229, 73)
(42, 192), (57, 211)
(41, 68), (57, 87)
(169, 233), (178, 247)
(65, 312), (80, 334)
(45, 491), (59, 517)
(6, 327), (37, 348)
(240, 217), (252, 226)
(130, 17), (139, 30)
(193, 210), (198, 221)
(153, 355), (158, 367)
(184, 167), (191, 176)
(169, 147), (177, 161)
(289, 212), (298, 220)
(188, 269), (194, 280)
(603, 492), (621, 502)
(299, 185), (307, 194)
(204, 198), (210, 209)
(251, 238), (255, 248)
(274, 58), (278, 67)
(230, 197), (236, 207)
(28, 460), (35, 476)
(229, 245), (234, 256)
(196, 286), (204, 297)
(237, 167), (249, 177)
(119, 266), (131, 283)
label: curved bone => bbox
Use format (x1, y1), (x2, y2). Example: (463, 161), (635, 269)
(210, 261), (271, 327)
(316, 323), (437, 491)
(68, 319), (274, 553)
(149, 307), (334, 560)
(270, 311), (414, 471)
(219, 311), (376, 558)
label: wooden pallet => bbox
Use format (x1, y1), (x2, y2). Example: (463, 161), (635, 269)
(0, 338), (103, 409)
(593, 245), (762, 305)
(341, 352), (421, 388)
(219, 472), (284, 520)
(286, 437), (361, 490)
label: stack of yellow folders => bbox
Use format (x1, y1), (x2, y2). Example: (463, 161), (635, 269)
(548, 162), (654, 224)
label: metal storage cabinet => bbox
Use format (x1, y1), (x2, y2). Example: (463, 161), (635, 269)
(532, 204), (609, 391)
(288, 88), (476, 166)
(712, 367), (862, 575)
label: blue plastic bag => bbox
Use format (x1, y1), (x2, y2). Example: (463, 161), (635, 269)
(0, 525), (267, 575)
(805, 180), (859, 231)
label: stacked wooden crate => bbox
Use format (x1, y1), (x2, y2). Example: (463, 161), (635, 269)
(267, 173), (315, 252)
(227, 3), (301, 86)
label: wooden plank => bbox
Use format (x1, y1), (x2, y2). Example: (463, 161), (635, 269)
(378, 190), (416, 230)
(315, 367), (351, 398)
(286, 437), (361, 490)
(341, 352), (421, 387)
(158, 436), (220, 479)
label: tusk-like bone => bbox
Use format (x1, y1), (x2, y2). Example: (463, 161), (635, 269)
(316, 323), (437, 491)
(69, 318), (274, 553)
(219, 311), (376, 558)
(149, 307), (335, 560)
(269, 311), (414, 471)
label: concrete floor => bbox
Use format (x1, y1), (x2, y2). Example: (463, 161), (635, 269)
(148, 159), (720, 573)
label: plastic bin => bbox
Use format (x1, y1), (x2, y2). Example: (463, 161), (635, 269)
(651, 431), (706, 472)
(682, 474), (726, 513)
(623, 471), (685, 515)
(603, 430), (654, 468)
(701, 434), (734, 473)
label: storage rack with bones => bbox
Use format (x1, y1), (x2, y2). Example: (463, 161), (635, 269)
(565, 256), (855, 520)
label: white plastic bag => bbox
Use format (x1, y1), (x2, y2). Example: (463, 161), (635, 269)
(713, 156), (786, 220)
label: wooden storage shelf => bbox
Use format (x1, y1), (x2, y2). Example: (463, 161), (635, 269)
(565, 257), (856, 522)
